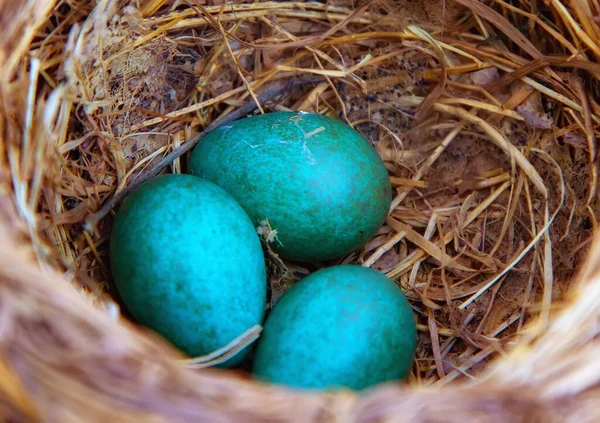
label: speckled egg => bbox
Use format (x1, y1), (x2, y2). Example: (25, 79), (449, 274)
(110, 174), (266, 367)
(189, 112), (392, 262)
(252, 265), (416, 390)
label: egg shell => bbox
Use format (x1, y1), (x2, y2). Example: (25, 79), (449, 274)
(252, 265), (416, 390)
(189, 112), (392, 262)
(110, 174), (267, 367)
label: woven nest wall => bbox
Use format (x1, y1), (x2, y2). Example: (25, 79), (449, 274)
(1, 0), (600, 421)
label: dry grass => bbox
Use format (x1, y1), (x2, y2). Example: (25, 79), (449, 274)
(9, 0), (600, 383)
(1, 0), (600, 420)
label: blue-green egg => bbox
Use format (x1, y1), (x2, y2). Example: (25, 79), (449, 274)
(110, 174), (267, 367)
(252, 265), (416, 390)
(189, 112), (392, 262)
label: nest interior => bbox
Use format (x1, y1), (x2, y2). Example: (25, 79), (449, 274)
(2, 0), (600, 421)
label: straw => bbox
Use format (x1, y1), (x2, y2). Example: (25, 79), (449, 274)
(0, 0), (599, 420)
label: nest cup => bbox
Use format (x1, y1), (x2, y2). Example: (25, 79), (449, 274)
(1, 0), (600, 421)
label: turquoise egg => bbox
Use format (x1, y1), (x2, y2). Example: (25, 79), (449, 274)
(252, 265), (416, 390)
(189, 112), (392, 262)
(110, 174), (267, 367)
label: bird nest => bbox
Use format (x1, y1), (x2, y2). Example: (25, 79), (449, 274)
(1, 0), (600, 421)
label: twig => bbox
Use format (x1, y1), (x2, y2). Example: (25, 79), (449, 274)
(85, 76), (324, 229)
(181, 324), (263, 369)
